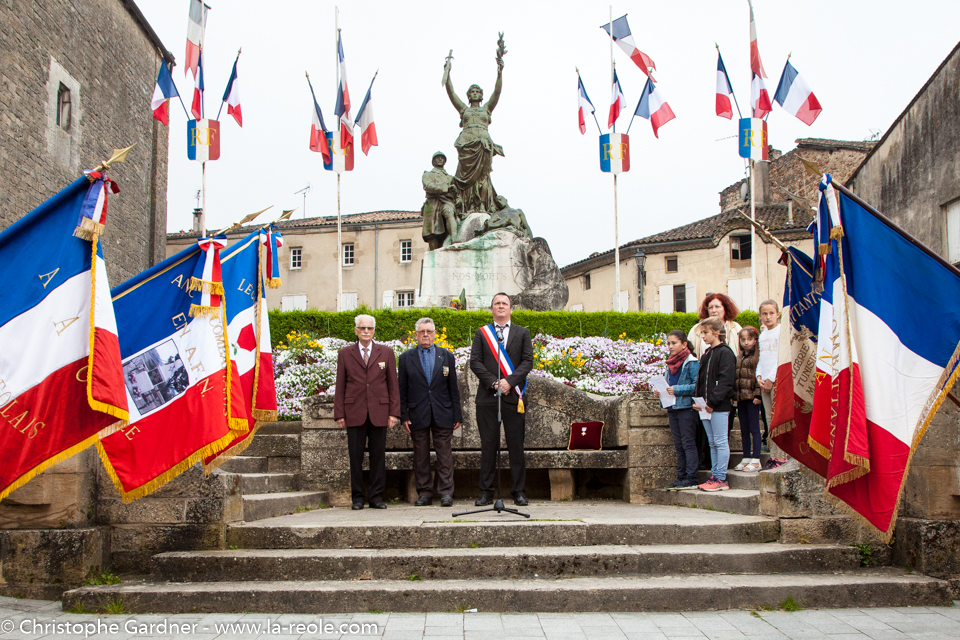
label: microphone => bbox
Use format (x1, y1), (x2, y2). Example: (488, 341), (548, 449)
(495, 325), (504, 344)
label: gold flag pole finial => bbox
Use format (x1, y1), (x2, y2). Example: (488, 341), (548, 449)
(798, 155), (823, 179)
(93, 144), (136, 174)
(275, 208), (296, 223)
(214, 205), (274, 236)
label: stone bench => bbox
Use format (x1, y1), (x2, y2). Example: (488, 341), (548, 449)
(300, 374), (675, 506)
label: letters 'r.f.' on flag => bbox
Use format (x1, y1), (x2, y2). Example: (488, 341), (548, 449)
(185, 0), (208, 78)
(577, 76), (595, 135)
(634, 77), (676, 138)
(774, 59), (822, 126)
(0, 175), (127, 502)
(600, 15), (656, 77)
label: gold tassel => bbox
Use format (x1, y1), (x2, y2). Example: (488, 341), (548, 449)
(187, 278), (225, 296)
(818, 243), (832, 256)
(830, 226), (845, 240)
(73, 218), (104, 241)
(267, 277), (282, 289)
(189, 304), (221, 319)
(517, 398), (524, 414)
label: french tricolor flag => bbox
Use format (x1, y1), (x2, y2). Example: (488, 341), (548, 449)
(608, 69), (626, 129)
(151, 62), (179, 126)
(634, 77), (675, 138)
(600, 15), (656, 77)
(191, 49), (204, 121)
(774, 59), (822, 126)
(715, 52), (734, 120)
(184, 0), (208, 79)
(334, 33), (353, 151)
(748, 0), (772, 119)
(221, 53), (242, 127)
(0, 175), (128, 502)
(353, 74), (378, 156)
(306, 74), (332, 165)
(577, 75), (595, 135)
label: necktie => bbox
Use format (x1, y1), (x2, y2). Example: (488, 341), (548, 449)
(362, 347), (369, 366)
(421, 348), (432, 380)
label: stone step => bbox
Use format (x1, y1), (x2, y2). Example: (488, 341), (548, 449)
(697, 470), (760, 491)
(150, 543), (859, 583)
(244, 433), (300, 459)
(647, 487), (760, 516)
(266, 456), (300, 473)
(242, 492), (328, 522)
(239, 473), (300, 495)
(218, 456), (267, 474)
(62, 569), (951, 614)
(256, 421), (303, 435)
(225, 512), (780, 550)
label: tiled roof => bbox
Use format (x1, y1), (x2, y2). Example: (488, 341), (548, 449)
(167, 210), (422, 239)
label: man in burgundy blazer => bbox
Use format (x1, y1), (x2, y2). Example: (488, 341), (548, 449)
(334, 314), (401, 510)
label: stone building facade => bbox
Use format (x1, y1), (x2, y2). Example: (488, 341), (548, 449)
(561, 139), (873, 313)
(0, 0), (171, 597)
(0, 0), (171, 283)
(167, 210), (430, 312)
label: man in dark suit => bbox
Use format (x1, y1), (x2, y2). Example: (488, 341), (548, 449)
(334, 314), (401, 510)
(398, 317), (462, 507)
(469, 293), (534, 507)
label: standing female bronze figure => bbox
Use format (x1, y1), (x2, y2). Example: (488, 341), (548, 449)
(443, 34), (506, 215)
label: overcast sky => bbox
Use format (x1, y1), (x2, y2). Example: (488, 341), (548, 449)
(138, 0), (960, 267)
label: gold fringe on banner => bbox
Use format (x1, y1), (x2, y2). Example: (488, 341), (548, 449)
(267, 277), (282, 289)
(73, 218), (104, 242)
(818, 243), (831, 255)
(830, 226), (845, 241)
(189, 304), (220, 319)
(252, 408), (278, 422)
(86, 236), (130, 421)
(97, 430), (237, 503)
(806, 435), (831, 459)
(0, 432), (101, 503)
(187, 278), (225, 297)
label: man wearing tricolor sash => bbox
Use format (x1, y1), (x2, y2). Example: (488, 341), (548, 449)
(469, 293), (533, 507)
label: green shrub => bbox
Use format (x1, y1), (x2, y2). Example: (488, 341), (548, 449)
(270, 307), (760, 348)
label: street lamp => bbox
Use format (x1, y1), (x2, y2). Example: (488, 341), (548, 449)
(634, 249), (647, 311)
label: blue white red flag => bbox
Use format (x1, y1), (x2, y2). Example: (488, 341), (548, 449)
(747, 0), (772, 119)
(187, 119), (220, 162)
(306, 74), (332, 165)
(334, 34), (353, 151)
(715, 52), (734, 119)
(608, 70), (626, 130)
(599, 133), (629, 174)
(774, 59), (822, 126)
(770, 246), (827, 477)
(577, 75), (595, 135)
(738, 118), (768, 161)
(353, 74), (378, 156)
(600, 15), (656, 77)
(260, 225), (283, 288)
(323, 131), (354, 173)
(99, 238), (246, 501)
(820, 183), (960, 536)
(185, 0), (208, 78)
(634, 77), (675, 138)
(221, 53), (243, 127)
(203, 230), (278, 471)
(0, 175), (127, 502)
(191, 49), (204, 120)
(152, 63), (179, 126)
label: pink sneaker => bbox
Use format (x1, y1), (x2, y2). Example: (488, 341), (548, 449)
(699, 478), (730, 492)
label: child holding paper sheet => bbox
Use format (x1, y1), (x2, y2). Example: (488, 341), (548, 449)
(693, 317), (736, 492)
(653, 330), (700, 490)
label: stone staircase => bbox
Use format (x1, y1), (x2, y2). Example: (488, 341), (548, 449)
(62, 502), (951, 613)
(218, 422), (328, 522)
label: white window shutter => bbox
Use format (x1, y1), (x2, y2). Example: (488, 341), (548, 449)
(685, 282), (697, 314)
(414, 289), (420, 306)
(381, 290), (394, 309)
(619, 290), (628, 311)
(658, 285), (673, 313)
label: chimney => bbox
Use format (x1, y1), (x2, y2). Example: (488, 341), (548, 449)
(754, 160), (772, 206)
(787, 200), (794, 226)
(192, 207), (205, 236)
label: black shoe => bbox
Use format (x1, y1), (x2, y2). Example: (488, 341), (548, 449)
(414, 495), (432, 507)
(475, 493), (494, 506)
(665, 480), (683, 491)
(351, 501), (364, 510)
(514, 493), (529, 507)
(440, 495), (453, 507)
(369, 500), (387, 509)
(677, 479), (700, 489)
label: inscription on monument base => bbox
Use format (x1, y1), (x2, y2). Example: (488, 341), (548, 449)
(452, 271), (507, 283)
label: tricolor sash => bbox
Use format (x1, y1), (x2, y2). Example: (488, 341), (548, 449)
(480, 324), (527, 412)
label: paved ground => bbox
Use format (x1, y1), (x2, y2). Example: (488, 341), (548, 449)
(1, 596), (958, 640)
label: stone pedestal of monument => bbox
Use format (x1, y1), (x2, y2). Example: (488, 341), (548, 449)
(416, 220), (569, 311)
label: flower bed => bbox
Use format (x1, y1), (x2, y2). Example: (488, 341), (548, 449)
(273, 330), (667, 419)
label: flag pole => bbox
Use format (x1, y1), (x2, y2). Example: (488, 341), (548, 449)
(609, 6), (621, 311)
(201, 160), (207, 237)
(749, 158), (756, 310)
(335, 6), (343, 312)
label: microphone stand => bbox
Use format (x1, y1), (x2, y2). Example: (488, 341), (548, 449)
(454, 326), (529, 519)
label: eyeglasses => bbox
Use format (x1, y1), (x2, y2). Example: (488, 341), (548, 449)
(357, 326), (375, 331)
(416, 329), (436, 335)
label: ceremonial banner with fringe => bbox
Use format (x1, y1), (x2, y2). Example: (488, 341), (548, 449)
(769, 246), (827, 477)
(261, 225), (283, 288)
(203, 230), (278, 471)
(0, 175), (127, 501)
(819, 184), (960, 537)
(99, 242), (245, 501)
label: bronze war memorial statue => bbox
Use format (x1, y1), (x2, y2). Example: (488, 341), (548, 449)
(416, 34), (569, 312)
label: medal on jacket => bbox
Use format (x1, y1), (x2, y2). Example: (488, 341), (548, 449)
(479, 324), (526, 413)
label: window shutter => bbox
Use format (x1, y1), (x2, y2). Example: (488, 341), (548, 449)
(658, 285), (673, 313)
